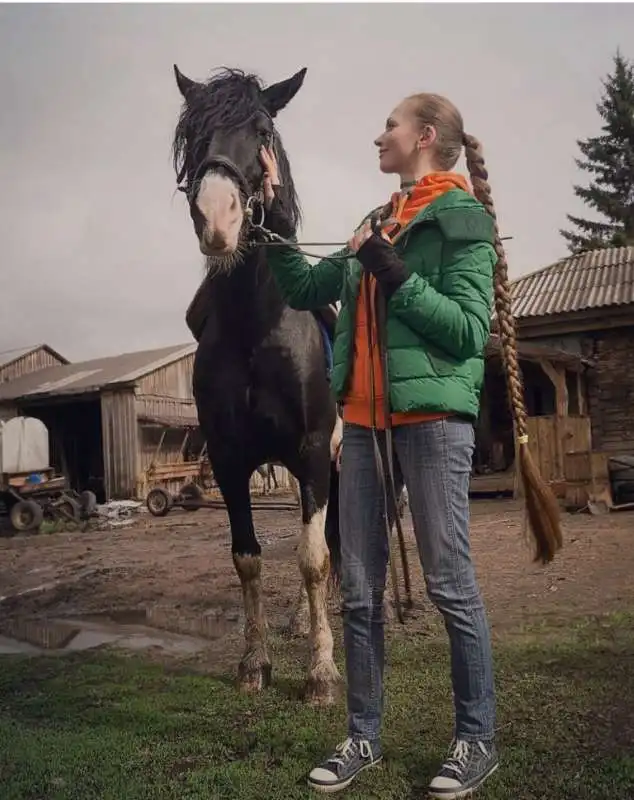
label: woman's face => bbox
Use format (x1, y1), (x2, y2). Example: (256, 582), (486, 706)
(374, 101), (422, 175)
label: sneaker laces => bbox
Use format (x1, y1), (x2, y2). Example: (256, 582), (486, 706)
(329, 737), (372, 768)
(442, 740), (489, 777)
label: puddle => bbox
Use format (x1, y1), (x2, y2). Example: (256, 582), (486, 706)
(0, 604), (244, 658)
(0, 634), (42, 655)
(89, 604), (244, 639)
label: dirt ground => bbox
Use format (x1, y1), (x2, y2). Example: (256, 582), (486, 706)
(1, 496), (633, 669)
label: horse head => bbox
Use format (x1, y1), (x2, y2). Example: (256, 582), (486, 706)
(172, 65), (306, 271)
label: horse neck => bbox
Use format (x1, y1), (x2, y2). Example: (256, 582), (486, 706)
(225, 247), (284, 316)
(192, 247), (286, 343)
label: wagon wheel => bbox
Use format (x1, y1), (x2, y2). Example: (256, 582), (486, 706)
(10, 500), (44, 532)
(79, 490), (98, 517)
(146, 487), (173, 517)
(180, 482), (203, 511)
(54, 496), (81, 521)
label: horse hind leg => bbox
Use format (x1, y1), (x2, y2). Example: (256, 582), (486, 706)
(297, 464), (343, 706)
(220, 470), (272, 692)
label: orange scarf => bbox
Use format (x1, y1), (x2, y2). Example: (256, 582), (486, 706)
(344, 171), (470, 430)
(384, 171), (470, 238)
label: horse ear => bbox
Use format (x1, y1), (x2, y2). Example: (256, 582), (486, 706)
(173, 64), (201, 99)
(262, 68), (307, 117)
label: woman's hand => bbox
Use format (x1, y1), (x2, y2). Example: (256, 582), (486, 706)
(351, 220), (409, 299)
(347, 220), (374, 253)
(259, 146), (281, 210)
(347, 216), (393, 254)
(257, 145), (294, 239)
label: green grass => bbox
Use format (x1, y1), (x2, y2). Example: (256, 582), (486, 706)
(1, 613), (633, 799)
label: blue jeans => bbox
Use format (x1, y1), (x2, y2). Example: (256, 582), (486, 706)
(339, 419), (496, 746)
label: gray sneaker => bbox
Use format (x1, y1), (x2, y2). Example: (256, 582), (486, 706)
(428, 739), (499, 799)
(307, 737), (382, 793)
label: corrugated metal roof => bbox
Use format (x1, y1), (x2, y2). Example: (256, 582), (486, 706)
(0, 343), (196, 402)
(0, 344), (68, 370)
(485, 334), (589, 366)
(511, 245), (634, 319)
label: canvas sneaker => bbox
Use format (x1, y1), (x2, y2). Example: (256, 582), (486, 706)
(428, 738), (499, 799)
(307, 736), (382, 793)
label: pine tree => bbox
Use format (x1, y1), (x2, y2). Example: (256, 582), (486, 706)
(561, 50), (634, 253)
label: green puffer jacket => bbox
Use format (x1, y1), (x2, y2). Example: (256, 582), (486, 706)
(267, 188), (497, 421)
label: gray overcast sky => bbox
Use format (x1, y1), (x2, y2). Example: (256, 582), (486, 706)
(1, 3), (632, 362)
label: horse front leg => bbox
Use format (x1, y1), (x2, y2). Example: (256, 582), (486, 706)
(297, 453), (342, 706)
(217, 466), (271, 692)
(289, 582), (311, 636)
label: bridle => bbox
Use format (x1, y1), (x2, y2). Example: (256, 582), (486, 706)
(178, 153), (266, 226)
(176, 122), (353, 262)
(177, 123), (273, 246)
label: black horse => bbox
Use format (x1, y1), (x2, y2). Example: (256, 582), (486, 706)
(171, 65), (342, 705)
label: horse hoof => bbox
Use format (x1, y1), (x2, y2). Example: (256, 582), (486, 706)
(237, 661), (272, 693)
(304, 660), (343, 707)
(304, 677), (343, 707)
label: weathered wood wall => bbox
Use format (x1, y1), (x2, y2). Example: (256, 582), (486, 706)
(582, 326), (634, 453)
(0, 347), (66, 384)
(101, 390), (138, 499)
(526, 415), (592, 489)
(135, 355), (197, 426)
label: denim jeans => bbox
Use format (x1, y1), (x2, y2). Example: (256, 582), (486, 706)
(339, 419), (496, 746)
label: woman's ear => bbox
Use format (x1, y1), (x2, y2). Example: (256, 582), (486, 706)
(417, 124), (437, 151)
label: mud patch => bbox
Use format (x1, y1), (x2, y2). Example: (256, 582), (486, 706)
(0, 603), (244, 659)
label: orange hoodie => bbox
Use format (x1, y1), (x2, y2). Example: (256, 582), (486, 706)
(343, 171), (471, 430)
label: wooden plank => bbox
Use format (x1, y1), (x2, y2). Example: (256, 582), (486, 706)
(541, 417), (559, 482)
(561, 416), (592, 455)
(539, 359), (569, 416)
(526, 415), (567, 496)
(564, 452), (592, 482)
(470, 469), (515, 495)
(147, 462), (202, 479)
(564, 447), (613, 511)
(576, 371), (587, 416)
(591, 452), (609, 481)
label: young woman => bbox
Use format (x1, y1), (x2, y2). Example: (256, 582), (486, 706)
(259, 93), (504, 799)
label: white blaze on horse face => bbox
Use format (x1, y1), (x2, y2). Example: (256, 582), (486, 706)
(196, 173), (243, 255)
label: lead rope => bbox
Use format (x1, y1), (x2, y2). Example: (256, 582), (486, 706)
(376, 286), (413, 612)
(363, 272), (411, 625)
(247, 216), (352, 263)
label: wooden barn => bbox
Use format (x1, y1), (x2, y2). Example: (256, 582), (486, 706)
(502, 244), (634, 507)
(472, 335), (591, 498)
(0, 344), (200, 502)
(0, 344), (68, 388)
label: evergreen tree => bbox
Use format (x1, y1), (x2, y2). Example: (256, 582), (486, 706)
(561, 50), (634, 253)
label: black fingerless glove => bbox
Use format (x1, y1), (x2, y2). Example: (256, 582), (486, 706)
(264, 185), (295, 240)
(355, 233), (409, 300)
